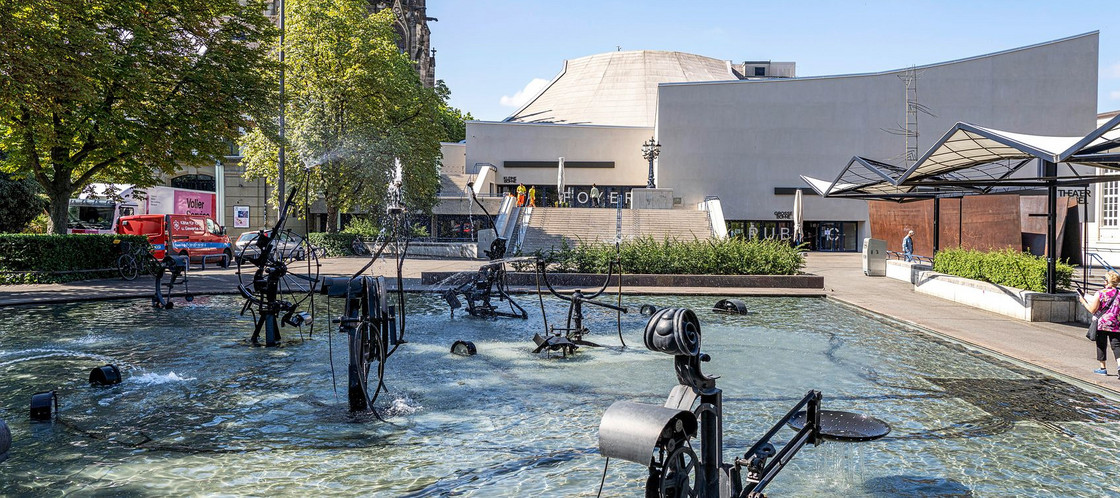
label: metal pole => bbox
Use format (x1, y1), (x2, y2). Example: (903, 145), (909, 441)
(1083, 186), (1089, 289)
(277, 0), (286, 222)
(1044, 160), (1057, 294)
(932, 196), (940, 255)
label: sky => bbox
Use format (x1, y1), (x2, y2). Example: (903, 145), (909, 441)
(429, 1), (1120, 122)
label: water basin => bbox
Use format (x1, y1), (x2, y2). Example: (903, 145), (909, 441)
(0, 294), (1118, 496)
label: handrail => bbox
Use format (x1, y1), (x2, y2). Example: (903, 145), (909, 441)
(1087, 252), (1117, 275)
(886, 250), (934, 265)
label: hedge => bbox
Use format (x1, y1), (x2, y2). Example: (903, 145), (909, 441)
(932, 247), (1072, 292)
(519, 236), (805, 275)
(0, 234), (149, 284)
(308, 232), (362, 257)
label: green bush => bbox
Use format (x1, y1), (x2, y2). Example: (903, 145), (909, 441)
(932, 247), (1072, 292)
(307, 232), (362, 257)
(0, 234), (148, 284)
(521, 236), (805, 275)
(340, 217), (381, 237)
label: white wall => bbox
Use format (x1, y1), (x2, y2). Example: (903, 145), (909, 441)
(439, 142), (466, 175)
(656, 32), (1099, 225)
(464, 121), (654, 192)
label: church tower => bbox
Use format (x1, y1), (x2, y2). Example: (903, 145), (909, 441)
(373, 0), (437, 87)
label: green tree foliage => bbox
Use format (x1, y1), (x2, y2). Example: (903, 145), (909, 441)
(0, 0), (279, 233)
(0, 172), (45, 233)
(435, 81), (472, 143)
(240, 3), (443, 232)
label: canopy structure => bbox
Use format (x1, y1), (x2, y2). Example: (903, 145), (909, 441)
(804, 114), (1120, 293)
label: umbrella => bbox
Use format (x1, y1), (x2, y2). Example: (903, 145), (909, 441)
(792, 189), (804, 245)
(557, 157), (565, 206)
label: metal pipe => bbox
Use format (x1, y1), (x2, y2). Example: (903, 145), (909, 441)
(1044, 160), (1058, 294)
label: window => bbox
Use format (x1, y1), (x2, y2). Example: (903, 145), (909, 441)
(754, 66), (766, 76)
(1103, 179), (1119, 227)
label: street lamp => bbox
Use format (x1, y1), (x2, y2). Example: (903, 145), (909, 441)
(641, 137), (661, 188)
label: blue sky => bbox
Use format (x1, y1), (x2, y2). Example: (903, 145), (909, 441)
(430, 1), (1119, 122)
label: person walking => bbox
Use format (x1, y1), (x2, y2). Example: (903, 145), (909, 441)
(516, 183), (526, 207)
(590, 184), (600, 207)
(902, 229), (915, 262)
(527, 185), (536, 207)
(1080, 271), (1120, 377)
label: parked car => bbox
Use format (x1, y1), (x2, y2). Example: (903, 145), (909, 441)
(234, 230), (307, 264)
(117, 214), (232, 267)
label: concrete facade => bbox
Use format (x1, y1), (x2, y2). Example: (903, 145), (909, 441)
(655, 32), (1099, 240)
(654, 33), (1097, 238)
(465, 121), (655, 197)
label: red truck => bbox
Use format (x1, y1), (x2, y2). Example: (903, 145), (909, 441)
(117, 214), (233, 267)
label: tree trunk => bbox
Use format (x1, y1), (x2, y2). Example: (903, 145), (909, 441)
(326, 204), (339, 233)
(47, 190), (71, 234)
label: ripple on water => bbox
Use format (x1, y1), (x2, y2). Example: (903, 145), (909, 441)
(0, 294), (1119, 496)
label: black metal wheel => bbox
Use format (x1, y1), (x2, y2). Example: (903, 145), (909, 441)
(349, 319), (374, 411)
(658, 446), (700, 498)
(236, 229), (321, 346)
(117, 254), (138, 281)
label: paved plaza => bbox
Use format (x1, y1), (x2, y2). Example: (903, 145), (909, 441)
(0, 252), (1113, 396)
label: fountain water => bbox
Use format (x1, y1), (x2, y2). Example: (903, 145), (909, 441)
(2, 293), (1119, 495)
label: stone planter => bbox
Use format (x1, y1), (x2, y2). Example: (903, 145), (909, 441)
(885, 259), (1085, 323)
(421, 271), (822, 289)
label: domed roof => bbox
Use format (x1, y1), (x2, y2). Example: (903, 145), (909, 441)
(505, 50), (739, 127)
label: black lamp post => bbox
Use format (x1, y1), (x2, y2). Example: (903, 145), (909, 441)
(642, 137), (661, 188)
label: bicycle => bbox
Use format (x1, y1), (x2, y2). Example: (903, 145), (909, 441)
(115, 240), (158, 281)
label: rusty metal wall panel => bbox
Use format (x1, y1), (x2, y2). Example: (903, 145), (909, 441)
(961, 195), (1021, 252)
(939, 198), (962, 250)
(869, 200), (933, 255)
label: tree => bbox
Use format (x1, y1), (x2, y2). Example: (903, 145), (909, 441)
(0, 172), (45, 233)
(0, 0), (278, 233)
(435, 81), (473, 143)
(239, 2), (443, 232)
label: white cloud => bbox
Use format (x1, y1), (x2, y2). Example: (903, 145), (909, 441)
(1110, 90), (1120, 101)
(500, 78), (550, 108)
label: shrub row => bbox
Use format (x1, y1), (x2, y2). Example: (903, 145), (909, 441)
(520, 236), (805, 275)
(932, 247), (1072, 292)
(308, 232), (362, 258)
(0, 234), (149, 284)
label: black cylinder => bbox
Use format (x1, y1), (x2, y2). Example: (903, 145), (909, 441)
(89, 364), (122, 386)
(0, 418), (10, 458)
(29, 391), (57, 421)
(451, 340), (477, 356)
(713, 299), (749, 315)
(643, 308), (701, 357)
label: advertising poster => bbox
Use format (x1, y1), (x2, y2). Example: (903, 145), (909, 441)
(173, 190), (214, 217)
(234, 206), (250, 228)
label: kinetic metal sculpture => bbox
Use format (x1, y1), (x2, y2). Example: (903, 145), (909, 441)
(320, 169), (409, 413)
(441, 181), (528, 320)
(152, 255), (192, 309)
(532, 259), (627, 356)
(236, 186), (320, 346)
(598, 308), (889, 497)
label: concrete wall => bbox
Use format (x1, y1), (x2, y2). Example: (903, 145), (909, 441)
(440, 142), (466, 174)
(655, 32), (1099, 228)
(465, 121), (654, 192)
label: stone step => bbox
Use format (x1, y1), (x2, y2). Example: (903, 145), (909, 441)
(517, 207), (713, 254)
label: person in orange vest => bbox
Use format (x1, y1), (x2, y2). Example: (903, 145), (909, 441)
(516, 183), (526, 207)
(527, 185), (537, 207)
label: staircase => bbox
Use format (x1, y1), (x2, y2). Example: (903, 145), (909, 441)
(517, 208), (714, 254)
